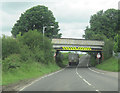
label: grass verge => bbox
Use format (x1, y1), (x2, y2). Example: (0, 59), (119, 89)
(2, 62), (60, 85)
(95, 56), (119, 72)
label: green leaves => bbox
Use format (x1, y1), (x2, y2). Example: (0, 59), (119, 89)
(17, 30), (54, 64)
(2, 30), (54, 65)
(11, 5), (61, 38)
(84, 9), (119, 63)
(85, 9), (119, 39)
(2, 36), (20, 59)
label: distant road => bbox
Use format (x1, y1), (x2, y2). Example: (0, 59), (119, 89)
(19, 55), (118, 93)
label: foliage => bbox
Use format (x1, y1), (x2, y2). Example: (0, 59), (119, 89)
(85, 9), (119, 39)
(118, 34), (120, 52)
(3, 62), (60, 85)
(55, 51), (65, 67)
(103, 38), (113, 60)
(84, 27), (107, 40)
(96, 57), (119, 72)
(89, 52), (97, 66)
(113, 34), (118, 53)
(2, 54), (21, 72)
(2, 36), (20, 59)
(84, 9), (119, 65)
(11, 5), (61, 38)
(2, 29), (56, 73)
(0, 37), (2, 59)
(18, 30), (54, 64)
(62, 53), (69, 66)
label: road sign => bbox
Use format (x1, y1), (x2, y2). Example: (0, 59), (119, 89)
(97, 53), (101, 59)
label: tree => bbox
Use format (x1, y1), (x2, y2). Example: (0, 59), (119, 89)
(11, 5), (61, 38)
(85, 9), (119, 39)
(114, 34), (118, 53)
(84, 9), (119, 62)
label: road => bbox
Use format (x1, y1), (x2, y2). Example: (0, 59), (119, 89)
(19, 55), (118, 93)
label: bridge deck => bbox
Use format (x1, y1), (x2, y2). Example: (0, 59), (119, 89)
(52, 38), (104, 52)
(52, 38), (104, 46)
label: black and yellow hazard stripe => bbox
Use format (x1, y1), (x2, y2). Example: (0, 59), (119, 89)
(62, 47), (92, 51)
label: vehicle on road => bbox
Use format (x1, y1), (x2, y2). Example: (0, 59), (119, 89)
(68, 53), (79, 66)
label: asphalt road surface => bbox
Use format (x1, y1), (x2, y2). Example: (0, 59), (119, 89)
(19, 55), (118, 93)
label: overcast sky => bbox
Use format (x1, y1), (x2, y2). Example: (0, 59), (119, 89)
(0, 0), (119, 38)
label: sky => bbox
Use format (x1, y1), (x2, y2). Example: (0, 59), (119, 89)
(0, 0), (119, 38)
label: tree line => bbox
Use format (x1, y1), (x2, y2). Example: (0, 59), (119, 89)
(2, 5), (63, 71)
(84, 9), (120, 66)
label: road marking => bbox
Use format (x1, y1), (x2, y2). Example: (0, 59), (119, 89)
(76, 72), (82, 78)
(82, 79), (91, 86)
(96, 89), (101, 93)
(76, 56), (102, 93)
(19, 68), (65, 92)
(87, 64), (104, 74)
(87, 56), (104, 75)
(76, 60), (92, 86)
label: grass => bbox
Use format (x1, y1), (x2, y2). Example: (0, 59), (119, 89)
(95, 56), (119, 72)
(2, 62), (60, 85)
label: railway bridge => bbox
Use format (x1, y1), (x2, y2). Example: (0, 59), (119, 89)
(52, 38), (105, 63)
(52, 38), (104, 52)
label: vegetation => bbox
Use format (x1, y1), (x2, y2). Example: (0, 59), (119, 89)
(2, 5), (64, 85)
(11, 5), (62, 38)
(96, 57), (119, 72)
(2, 36), (20, 60)
(3, 62), (60, 85)
(84, 9), (119, 40)
(2, 30), (61, 85)
(84, 9), (120, 66)
(55, 52), (66, 67)
(62, 52), (69, 66)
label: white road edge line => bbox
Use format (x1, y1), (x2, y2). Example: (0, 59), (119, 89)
(19, 68), (65, 92)
(87, 64), (104, 74)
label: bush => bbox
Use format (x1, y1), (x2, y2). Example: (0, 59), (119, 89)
(55, 52), (65, 67)
(2, 54), (21, 72)
(0, 37), (2, 59)
(17, 30), (54, 64)
(2, 36), (20, 59)
(62, 53), (69, 66)
(89, 52), (97, 66)
(103, 38), (113, 60)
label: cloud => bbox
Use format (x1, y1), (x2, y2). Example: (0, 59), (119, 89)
(59, 23), (86, 39)
(1, 31), (12, 37)
(0, 0), (118, 38)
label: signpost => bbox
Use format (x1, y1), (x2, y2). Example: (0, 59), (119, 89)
(97, 53), (101, 59)
(97, 53), (101, 64)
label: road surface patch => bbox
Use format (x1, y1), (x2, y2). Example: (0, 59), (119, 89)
(19, 68), (65, 92)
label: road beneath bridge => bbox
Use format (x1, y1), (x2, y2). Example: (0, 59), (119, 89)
(19, 55), (118, 93)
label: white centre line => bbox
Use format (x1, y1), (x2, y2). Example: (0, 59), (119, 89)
(76, 56), (102, 93)
(83, 79), (91, 86)
(75, 58), (92, 86)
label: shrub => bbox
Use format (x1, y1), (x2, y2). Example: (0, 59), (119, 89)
(2, 54), (21, 72)
(103, 38), (113, 60)
(55, 52), (64, 67)
(17, 30), (54, 64)
(2, 36), (20, 59)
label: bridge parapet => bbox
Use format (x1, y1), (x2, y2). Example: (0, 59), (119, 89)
(52, 38), (104, 46)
